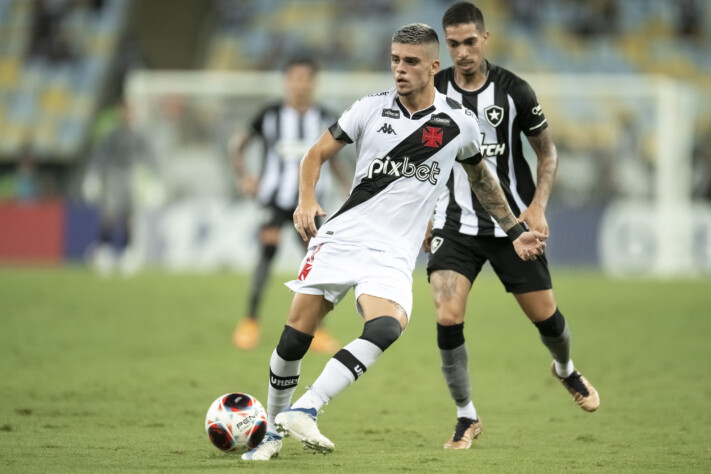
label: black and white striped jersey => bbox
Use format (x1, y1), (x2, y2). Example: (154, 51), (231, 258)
(312, 88), (482, 269)
(432, 62), (548, 237)
(250, 102), (335, 211)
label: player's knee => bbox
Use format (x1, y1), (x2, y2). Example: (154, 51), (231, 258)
(359, 316), (402, 351)
(437, 322), (465, 350)
(275, 325), (313, 361)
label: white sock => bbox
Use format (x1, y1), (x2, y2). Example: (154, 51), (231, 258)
(555, 359), (575, 378)
(267, 349), (301, 433)
(456, 401), (478, 421)
(292, 338), (383, 411)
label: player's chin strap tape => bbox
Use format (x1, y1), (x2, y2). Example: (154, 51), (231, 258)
(359, 316), (402, 351)
(276, 325), (313, 361)
(506, 222), (526, 242)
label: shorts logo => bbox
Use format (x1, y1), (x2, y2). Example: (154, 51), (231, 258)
(484, 105), (504, 127)
(298, 244), (323, 281)
(422, 127), (443, 148)
(431, 236), (443, 253)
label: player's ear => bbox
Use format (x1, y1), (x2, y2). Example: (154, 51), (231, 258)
(431, 59), (440, 76)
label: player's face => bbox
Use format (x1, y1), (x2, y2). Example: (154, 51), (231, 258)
(284, 64), (317, 104)
(444, 22), (489, 76)
(390, 42), (439, 97)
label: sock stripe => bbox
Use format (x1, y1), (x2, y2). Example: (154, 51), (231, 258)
(333, 349), (367, 380)
(269, 369), (299, 390)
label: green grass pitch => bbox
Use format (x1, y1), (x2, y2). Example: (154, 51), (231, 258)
(1, 266), (710, 472)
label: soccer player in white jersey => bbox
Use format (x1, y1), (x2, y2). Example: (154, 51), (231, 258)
(231, 56), (347, 353)
(241, 23), (547, 461)
(423, 3), (600, 450)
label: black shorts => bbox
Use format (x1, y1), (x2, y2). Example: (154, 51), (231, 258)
(259, 204), (323, 231)
(426, 229), (552, 294)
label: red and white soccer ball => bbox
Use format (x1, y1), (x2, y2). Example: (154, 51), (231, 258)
(205, 392), (267, 454)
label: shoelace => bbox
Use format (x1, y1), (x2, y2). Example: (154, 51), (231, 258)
(452, 417), (476, 442)
(562, 371), (590, 397)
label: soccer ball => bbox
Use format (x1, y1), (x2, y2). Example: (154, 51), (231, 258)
(205, 392), (267, 453)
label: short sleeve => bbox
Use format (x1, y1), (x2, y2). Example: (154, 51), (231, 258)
(328, 98), (367, 144)
(456, 109), (483, 165)
(514, 80), (548, 137)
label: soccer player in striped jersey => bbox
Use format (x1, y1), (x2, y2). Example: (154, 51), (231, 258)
(241, 23), (547, 461)
(231, 56), (348, 353)
(424, 2), (600, 450)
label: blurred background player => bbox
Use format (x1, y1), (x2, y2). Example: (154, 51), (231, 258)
(230, 56), (349, 352)
(82, 100), (158, 276)
(424, 2), (600, 450)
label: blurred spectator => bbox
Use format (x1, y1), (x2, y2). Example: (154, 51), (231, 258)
(0, 146), (41, 202)
(27, 0), (79, 64)
(676, 0), (703, 39)
(82, 101), (159, 276)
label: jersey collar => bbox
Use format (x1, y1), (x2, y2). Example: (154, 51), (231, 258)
(395, 97), (436, 120)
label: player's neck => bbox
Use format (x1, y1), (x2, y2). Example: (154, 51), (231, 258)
(454, 61), (488, 92)
(286, 98), (311, 114)
(398, 86), (435, 116)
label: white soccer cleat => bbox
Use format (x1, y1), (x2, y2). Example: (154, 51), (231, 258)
(275, 407), (334, 454)
(241, 432), (282, 461)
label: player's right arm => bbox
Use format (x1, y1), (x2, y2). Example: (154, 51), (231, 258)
(293, 131), (347, 241)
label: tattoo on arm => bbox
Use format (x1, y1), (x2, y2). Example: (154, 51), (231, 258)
(463, 161), (518, 231)
(527, 129), (558, 208)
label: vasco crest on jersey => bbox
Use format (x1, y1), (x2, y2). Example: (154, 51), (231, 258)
(484, 105), (504, 127)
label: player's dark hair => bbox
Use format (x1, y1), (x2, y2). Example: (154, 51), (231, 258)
(442, 2), (486, 31)
(283, 55), (319, 74)
(392, 23), (439, 47)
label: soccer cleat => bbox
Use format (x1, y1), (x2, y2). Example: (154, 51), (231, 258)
(310, 328), (340, 354)
(443, 417), (482, 450)
(232, 318), (260, 350)
(551, 362), (600, 412)
(241, 432), (282, 461)
(275, 407), (334, 454)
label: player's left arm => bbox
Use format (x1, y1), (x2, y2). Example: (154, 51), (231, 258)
(462, 160), (547, 261)
(519, 128), (558, 235)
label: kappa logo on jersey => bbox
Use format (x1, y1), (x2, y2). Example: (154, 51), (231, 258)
(430, 236), (444, 254)
(484, 105), (504, 127)
(381, 108), (400, 119)
(367, 156), (441, 184)
(532, 104), (543, 116)
(422, 127), (443, 148)
(377, 123), (397, 135)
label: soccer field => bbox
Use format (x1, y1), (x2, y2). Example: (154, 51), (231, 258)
(1, 267), (710, 472)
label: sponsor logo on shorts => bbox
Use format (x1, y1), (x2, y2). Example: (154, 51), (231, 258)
(431, 236), (444, 253)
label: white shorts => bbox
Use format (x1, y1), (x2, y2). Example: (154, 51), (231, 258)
(285, 241), (414, 318)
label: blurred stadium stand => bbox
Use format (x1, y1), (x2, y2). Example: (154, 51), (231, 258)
(0, 0), (709, 271)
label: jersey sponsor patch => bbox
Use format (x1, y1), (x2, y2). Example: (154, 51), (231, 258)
(381, 108), (400, 119)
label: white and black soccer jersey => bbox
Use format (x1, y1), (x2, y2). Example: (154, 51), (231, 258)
(311, 88), (482, 269)
(432, 62), (548, 237)
(250, 102), (335, 211)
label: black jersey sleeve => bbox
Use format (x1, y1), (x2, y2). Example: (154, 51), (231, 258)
(512, 80), (548, 136)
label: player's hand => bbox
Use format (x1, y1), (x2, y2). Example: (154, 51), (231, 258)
(239, 176), (259, 197)
(518, 203), (549, 236)
(512, 230), (548, 261)
(422, 220), (434, 253)
(293, 200), (327, 242)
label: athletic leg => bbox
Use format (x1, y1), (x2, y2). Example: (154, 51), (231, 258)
(278, 296), (405, 453)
